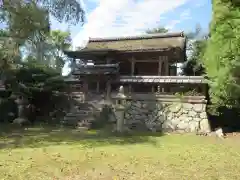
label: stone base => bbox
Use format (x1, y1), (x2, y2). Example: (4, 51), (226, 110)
(119, 100), (210, 133)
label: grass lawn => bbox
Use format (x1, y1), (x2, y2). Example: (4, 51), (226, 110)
(0, 125), (240, 180)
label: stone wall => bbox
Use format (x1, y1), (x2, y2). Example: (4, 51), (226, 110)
(113, 95), (210, 133)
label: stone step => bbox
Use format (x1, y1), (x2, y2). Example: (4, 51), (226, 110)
(66, 110), (100, 117)
(66, 111), (93, 116)
(74, 104), (95, 110)
(63, 115), (95, 121)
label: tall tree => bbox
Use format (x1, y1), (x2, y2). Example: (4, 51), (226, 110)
(203, 0), (240, 107)
(0, 0), (84, 71)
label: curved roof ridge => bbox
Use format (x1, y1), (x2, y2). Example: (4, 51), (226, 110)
(89, 32), (185, 42)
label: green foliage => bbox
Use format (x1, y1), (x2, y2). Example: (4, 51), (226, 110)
(0, 0), (85, 28)
(48, 30), (72, 70)
(146, 27), (168, 34)
(182, 24), (208, 76)
(0, 98), (17, 122)
(0, 1), (82, 124)
(203, 0), (240, 107)
(182, 39), (207, 75)
(0, 0), (83, 73)
(23, 29), (72, 71)
(50, 30), (71, 50)
(5, 2), (50, 41)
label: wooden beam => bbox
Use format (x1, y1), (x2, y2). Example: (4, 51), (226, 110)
(134, 60), (159, 62)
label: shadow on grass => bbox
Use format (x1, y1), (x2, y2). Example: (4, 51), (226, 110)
(0, 124), (164, 149)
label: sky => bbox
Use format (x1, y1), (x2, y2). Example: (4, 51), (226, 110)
(50, 0), (212, 49)
(0, 0), (212, 76)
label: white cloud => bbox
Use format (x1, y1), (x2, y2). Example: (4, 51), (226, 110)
(72, 0), (192, 48)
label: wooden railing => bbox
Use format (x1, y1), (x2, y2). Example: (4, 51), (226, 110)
(116, 75), (205, 84)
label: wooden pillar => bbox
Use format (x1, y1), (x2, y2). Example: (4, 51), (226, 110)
(158, 56), (162, 75)
(106, 79), (111, 100)
(165, 56), (169, 76)
(106, 57), (111, 64)
(129, 56), (135, 94)
(96, 81), (100, 93)
(131, 59), (135, 75)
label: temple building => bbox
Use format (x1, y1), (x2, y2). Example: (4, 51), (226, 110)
(64, 32), (204, 100)
(62, 32), (210, 133)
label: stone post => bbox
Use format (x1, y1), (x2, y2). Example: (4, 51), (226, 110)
(114, 86), (126, 133)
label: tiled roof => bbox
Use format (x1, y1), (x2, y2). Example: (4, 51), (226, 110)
(117, 76), (205, 84)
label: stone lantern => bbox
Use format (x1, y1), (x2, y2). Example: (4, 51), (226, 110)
(114, 85), (127, 132)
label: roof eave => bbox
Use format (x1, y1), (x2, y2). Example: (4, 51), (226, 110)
(89, 32), (185, 42)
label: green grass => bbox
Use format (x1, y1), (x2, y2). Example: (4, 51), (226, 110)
(0, 125), (240, 180)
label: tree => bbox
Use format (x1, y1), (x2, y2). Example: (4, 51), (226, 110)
(0, 1), (84, 124)
(0, 0), (84, 72)
(203, 0), (240, 108)
(146, 27), (168, 34)
(182, 24), (209, 76)
(49, 30), (71, 70)
(23, 30), (71, 71)
(182, 39), (207, 75)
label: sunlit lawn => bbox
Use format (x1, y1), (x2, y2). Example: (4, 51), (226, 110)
(0, 125), (240, 180)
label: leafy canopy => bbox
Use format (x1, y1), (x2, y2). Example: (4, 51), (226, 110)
(203, 0), (240, 107)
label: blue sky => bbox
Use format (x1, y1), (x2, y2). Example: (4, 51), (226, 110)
(50, 0), (211, 48)
(0, 0), (211, 48)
